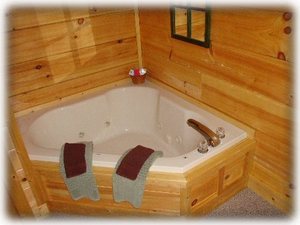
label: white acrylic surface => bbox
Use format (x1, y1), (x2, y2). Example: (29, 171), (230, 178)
(17, 81), (247, 173)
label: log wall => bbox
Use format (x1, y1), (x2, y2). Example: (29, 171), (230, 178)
(139, 8), (293, 213)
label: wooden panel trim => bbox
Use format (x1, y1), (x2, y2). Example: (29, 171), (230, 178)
(30, 137), (254, 216)
(134, 8), (143, 67)
(8, 112), (49, 217)
(248, 174), (292, 214)
(33, 161), (185, 216)
(7, 160), (33, 217)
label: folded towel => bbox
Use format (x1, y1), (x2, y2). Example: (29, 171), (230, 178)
(59, 141), (100, 201)
(113, 145), (163, 208)
(116, 145), (154, 180)
(63, 143), (86, 178)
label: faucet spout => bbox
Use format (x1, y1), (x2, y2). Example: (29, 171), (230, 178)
(187, 119), (220, 147)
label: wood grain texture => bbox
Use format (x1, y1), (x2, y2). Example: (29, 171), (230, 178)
(10, 37), (138, 96)
(31, 139), (254, 216)
(11, 64), (136, 113)
(141, 24), (292, 105)
(8, 7), (292, 216)
(8, 10), (136, 64)
(7, 159), (33, 216)
(33, 161), (184, 216)
(139, 8), (292, 213)
(8, 8), (130, 31)
(8, 8), (138, 113)
(8, 113), (49, 217)
(211, 9), (293, 62)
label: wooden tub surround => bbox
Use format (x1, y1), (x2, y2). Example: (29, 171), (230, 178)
(8, 78), (255, 217)
(31, 139), (254, 216)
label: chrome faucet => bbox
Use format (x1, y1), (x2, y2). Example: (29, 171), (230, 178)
(187, 119), (221, 147)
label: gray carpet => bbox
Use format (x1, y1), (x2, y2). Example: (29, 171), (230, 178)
(206, 188), (286, 217)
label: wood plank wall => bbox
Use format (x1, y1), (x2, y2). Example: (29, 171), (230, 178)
(8, 8), (139, 113)
(139, 8), (293, 213)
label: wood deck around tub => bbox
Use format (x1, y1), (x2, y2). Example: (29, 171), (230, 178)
(31, 138), (255, 216)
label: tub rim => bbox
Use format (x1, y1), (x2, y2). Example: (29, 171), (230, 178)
(16, 79), (250, 173)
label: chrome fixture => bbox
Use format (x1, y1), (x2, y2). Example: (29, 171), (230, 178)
(216, 127), (225, 139)
(197, 140), (209, 153)
(187, 119), (220, 147)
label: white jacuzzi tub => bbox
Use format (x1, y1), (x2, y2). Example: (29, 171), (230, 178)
(17, 81), (247, 173)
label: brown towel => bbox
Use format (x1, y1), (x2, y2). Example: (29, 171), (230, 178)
(63, 143), (87, 178)
(116, 145), (154, 180)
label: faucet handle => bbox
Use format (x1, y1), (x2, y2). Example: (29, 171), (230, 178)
(216, 127), (225, 139)
(197, 140), (209, 153)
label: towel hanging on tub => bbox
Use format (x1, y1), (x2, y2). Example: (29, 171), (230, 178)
(112, 145), (163, 208)
(59, 141), (100, 201)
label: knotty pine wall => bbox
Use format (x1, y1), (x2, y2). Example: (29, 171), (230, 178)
(8, 8), (139, 113)
(139, 8), (293, 213)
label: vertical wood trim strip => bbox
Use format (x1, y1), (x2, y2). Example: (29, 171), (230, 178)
(187, 8), (192, 38)
(180, 186), (189, 215)
(9, 112), (48, 211)
(134, 7), (143, 67)
(218, 167), (225, 195)
(205, 8), (211, 48)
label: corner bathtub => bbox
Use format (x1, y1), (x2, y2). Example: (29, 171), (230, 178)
(17, 81), (247, 173)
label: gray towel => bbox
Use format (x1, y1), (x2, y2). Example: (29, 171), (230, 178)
(59, 141), (100, 201)
(112, 148), (163, 208)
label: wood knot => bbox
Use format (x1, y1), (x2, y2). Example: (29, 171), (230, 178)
(22, 177), (27, 182)
(117, 39), (123, 43)
(225, 174), (230, 180)
(35, 65), (42, 70)
(46, 74), (51, 78)
(283, 26), (292, 34)
(283, 12), (292, 21)
(277, 51), (286, 61)
(77, 18), (84, 25)
(191, 199), (198, 206)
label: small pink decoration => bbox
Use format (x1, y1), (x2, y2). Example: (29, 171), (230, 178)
(129, 68), (147, 84)
(129, 68), (147, 76)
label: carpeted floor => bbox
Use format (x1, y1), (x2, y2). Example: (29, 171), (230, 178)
(206, 188), (286, 217)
